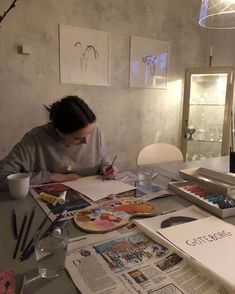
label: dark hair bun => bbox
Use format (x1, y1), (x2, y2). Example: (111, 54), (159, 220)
(46, 96), (96, 134)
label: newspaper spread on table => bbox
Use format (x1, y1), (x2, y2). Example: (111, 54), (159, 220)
(66, 226), (232, 294)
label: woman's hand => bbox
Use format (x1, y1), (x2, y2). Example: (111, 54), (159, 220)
(50, 173), (81, 182)
(102, 165), (118, 180)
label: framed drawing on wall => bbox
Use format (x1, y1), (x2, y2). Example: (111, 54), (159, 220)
(130, 36), (170, 89)
(59, 24), (110, 86)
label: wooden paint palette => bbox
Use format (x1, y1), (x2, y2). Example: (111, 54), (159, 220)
(74, 196), (157, 233)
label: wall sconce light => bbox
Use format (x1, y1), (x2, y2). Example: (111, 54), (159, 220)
(199, 0), (235, 29)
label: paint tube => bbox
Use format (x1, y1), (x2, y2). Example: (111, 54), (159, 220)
(39, 192), (58, 206)
(57, 191), (67, 204)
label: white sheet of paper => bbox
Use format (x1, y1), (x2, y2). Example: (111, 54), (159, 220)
(157, 216), (235, 287)
(63, 175), (136, 201)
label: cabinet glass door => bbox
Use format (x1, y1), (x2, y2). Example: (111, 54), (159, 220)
(181, 67), (234, 161)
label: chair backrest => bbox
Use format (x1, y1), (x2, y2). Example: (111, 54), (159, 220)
(137, 143), (183, 166)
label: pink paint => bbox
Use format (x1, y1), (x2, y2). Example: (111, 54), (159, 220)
(95, 218), (117, 230)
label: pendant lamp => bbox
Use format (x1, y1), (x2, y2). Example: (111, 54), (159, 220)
(199, 0), (235, 29)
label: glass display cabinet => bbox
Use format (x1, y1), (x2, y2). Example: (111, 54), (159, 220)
(181, 66), (235, 161)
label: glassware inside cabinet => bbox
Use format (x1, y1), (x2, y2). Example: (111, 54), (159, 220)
(188, 105), (224, 142)
(181, 67), (234, 161)
(190, 73), (227, 105)
(186, 140), (222, 161)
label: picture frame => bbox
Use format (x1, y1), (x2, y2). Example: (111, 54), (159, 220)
(130, 36), (170, 89)
(59, 24), (110, 86)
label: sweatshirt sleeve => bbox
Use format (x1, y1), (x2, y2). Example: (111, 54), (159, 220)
(0, 134), (51, 190)
(97, 126), (111, 172)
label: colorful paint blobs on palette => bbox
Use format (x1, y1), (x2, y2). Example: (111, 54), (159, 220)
(182, 184), (235, 209)
(74, 197), (157, 232)
(0, 269), (15, 294)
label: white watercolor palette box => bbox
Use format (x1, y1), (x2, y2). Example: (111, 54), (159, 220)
(168, 167), (235, 218)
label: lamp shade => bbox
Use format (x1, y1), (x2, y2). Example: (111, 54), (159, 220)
(199, 0), (235, 29)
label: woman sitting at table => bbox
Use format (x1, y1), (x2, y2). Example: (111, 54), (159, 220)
(0, 95), (117, 190)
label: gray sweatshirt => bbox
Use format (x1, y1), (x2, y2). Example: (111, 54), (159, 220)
(0, 123), (111, 189)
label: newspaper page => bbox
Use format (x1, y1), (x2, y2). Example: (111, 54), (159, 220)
(66, 228), (231, 294)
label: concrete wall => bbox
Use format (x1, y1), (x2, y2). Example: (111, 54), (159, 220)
(208, 30), (235, 66)
(0, 0), (207, 171)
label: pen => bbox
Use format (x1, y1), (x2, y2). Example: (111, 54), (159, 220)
(108, 155), (117, 171)
(13, 212), (28, 259)
(12, 208), (18, 239)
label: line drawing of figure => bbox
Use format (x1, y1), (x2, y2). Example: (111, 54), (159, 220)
(74, 41), (99, 70)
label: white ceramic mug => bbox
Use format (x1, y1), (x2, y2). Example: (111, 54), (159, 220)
(7, 173), (30, 200)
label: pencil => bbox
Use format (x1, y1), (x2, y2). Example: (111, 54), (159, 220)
(20, 205), (36, 251)
(45, 209), (66, 233)
(13, 212), (28, 259)
(108, 155), (117, 171)
(12, 208), (18, 239)
(21, 209), (66, 261)
(21, 245), (35, 261)
(21, 210), (51, 260)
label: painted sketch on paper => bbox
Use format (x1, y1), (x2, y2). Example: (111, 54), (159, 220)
(130, 36), (170, 89)
(59, 24), (109, 86)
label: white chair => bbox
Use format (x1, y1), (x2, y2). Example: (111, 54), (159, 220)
(137, 143), (183, 166)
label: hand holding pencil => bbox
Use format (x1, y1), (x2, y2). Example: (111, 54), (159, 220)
(102, 155), (118, 180)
